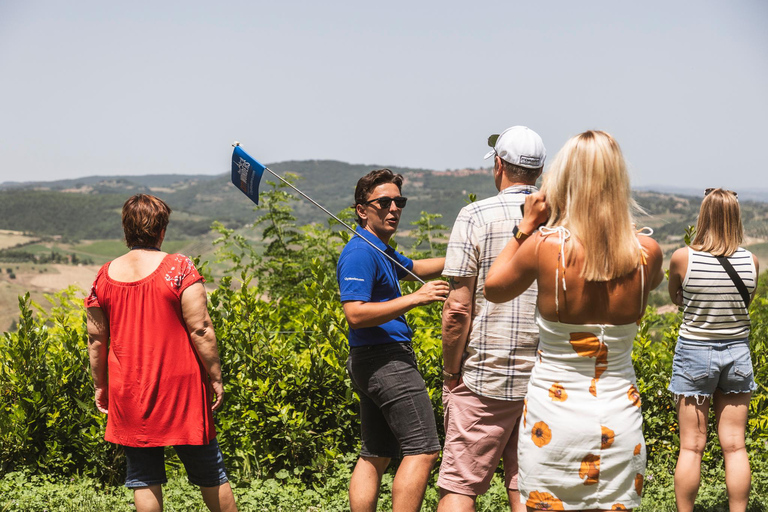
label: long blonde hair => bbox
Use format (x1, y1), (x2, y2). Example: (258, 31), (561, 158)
(542, 130), (641, 281)
(690, 188), (743, 257)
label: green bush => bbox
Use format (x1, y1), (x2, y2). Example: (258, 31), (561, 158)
(635, 273), (768, 508)
(0, 290), (124, 484)
(0, 180), (767, 509)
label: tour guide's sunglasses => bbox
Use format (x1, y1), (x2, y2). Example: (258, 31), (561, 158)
(363, 196), (408, 209)
(704, 188), (738, 199)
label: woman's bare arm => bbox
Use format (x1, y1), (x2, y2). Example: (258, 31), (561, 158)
(668, 247), (687, 306)
(485, 192), (548, 303)
(86, 307), (110, 414)
(181, 282), (225, 411)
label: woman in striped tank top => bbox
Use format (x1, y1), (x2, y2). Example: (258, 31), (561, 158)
(668, 188), (759, 512)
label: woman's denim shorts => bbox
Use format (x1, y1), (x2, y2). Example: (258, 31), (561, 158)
(123, 437), (229, 488)
(668, 337), (756, 400)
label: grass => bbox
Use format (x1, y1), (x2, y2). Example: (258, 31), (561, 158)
(2, 466), (766, 511)
(70, 239), (193, 259)
(70, 240), (128, 258)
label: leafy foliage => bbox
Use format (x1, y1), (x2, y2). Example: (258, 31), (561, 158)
(0, 290), (124, 483)
(410, 211), (449, 258)
(636, 271), (768, 508)
(1, 184), (768, 510)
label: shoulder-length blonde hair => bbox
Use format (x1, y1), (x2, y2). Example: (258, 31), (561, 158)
(541, 130), (641, 281)
(690, 189), (742, 257)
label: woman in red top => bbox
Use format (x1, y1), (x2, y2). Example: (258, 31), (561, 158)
(86, 194), (237, 512)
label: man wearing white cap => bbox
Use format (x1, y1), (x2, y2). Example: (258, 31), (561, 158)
(437, 126), (546, 512)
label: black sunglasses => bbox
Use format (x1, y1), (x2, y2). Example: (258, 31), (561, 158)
(363, 196), (408, 209)
(704, 188), (738, 199)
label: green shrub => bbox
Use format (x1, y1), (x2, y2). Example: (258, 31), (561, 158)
(0, 290), (124, 484)
(0, 180), (767, 510)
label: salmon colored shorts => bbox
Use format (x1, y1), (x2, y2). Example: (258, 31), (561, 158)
(438, 381), (525, 496)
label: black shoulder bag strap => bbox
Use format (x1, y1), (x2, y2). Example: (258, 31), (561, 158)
(715, 256), (751, 308)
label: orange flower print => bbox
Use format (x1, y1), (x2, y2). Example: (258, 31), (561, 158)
(569, 332), (601, 357)
(611, 505), (628, 511)
(627, 385), (642, 407)
(523, 399), (528, 428)
(526, 491), (564, 510)
(635, 473), (644, 495)
(601, 426), (615, 449)
(549, 382), (568, 402)
(570, 332), (608, 397)
(634, 443), (642, 456)
(531, 421), (552, 448)
(579, 454), (600, 485)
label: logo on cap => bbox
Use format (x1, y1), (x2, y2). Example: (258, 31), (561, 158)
(519, 156), (541, 166)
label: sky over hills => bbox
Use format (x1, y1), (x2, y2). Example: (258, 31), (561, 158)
(0, 1), (766, 190)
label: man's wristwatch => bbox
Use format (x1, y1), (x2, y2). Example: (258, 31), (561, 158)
(512, 225), (530, 241)
(442, 368), (461, 380)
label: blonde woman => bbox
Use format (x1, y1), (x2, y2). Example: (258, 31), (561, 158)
(485, 130), (664, 511)
(668, 189), (758, 512)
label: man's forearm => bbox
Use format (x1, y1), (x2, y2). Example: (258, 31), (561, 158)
(441, 275), (475, 374)
(442, 302), (471, 373)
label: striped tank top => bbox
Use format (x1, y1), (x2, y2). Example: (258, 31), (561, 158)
(679, 247), (756, 341)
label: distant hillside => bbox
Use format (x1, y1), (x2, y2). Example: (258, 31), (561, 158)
(637, 185), (768, 204)
(0, 174), (221, 190)
(0, 160), (498, 240)
(1, 160), (767, 247)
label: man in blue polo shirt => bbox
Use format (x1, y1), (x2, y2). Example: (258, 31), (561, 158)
(337, 168), (448, 512)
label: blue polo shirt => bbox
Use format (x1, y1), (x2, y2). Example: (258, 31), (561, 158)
(337, 226), (415, 347)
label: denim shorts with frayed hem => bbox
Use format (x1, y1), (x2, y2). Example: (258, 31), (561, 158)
(347, 342), (441, 459)
(668, 337), (756, 401)
(124, 437), (229, 488)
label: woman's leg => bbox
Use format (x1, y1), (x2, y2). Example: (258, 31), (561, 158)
(713, 390), (751, 512)
(134, 485), (163, 512)
(124, 445), (166, 512)
(200, 483), (238, 512)
(674, 395), (710, 512)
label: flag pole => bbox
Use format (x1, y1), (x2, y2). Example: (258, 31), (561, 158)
(233, 142), (426, 284)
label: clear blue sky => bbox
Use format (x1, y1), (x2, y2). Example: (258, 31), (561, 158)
(1, 1), (766, 190)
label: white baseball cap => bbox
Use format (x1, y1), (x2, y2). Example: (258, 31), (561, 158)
(483, 126), (546, 169)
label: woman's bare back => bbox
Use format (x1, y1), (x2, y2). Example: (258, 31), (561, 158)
(535, 234), (663, 325)
(107, 250), (168, 283)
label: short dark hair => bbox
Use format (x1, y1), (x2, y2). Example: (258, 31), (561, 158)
(353, 169), (404, 225)
(500, 159), (542, 181)
(122, 194), (172, 248)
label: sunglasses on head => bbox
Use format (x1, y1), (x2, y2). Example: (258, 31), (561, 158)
(704, 188), (738, 199)
(363, 196), (408, 209)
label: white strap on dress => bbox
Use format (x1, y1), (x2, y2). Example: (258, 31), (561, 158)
(539, 226), (571, 319)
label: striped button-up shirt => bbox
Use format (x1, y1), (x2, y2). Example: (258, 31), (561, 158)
(443, 185), (539, 400)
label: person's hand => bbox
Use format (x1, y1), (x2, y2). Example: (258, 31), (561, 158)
(443, 375), (462, 392)
(519, 191), (549, 234)
(94, 386), (109, 414)
(412, 280), (450, 306)
(211, 380), (225, 411)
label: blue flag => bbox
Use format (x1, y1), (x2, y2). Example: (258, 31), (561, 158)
(231, 145), (266, 205)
